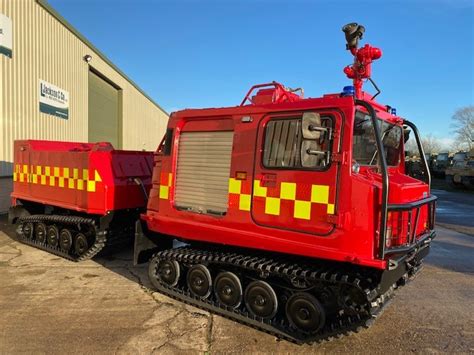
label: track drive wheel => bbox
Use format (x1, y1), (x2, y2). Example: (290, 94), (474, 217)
(286, 292), (325, 334)
(35, 223), (47, 243)
(74, 233), (89, 256)
(59, 229), (73, 253)
(46, 225), (59, 247)
(187, 264), (212, 299)
(214, 272), (242, 308)
(23, 222), (34, 239)
(245, 280), (278, 319)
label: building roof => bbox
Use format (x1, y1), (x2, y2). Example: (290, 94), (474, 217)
(36, 0), (168, 115)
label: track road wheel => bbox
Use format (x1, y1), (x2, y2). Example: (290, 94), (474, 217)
(35, 223), (47, 243)
(245, 280), (278, 319)
(74, 233), (89, 256)
(153, 259), (180, 287)
(23, 222), (34, 239)
(286, 292), (325, 334)
(187, 264), (212, 299)
(47, 225), (59, 247)
(59, 229), (73, 253)
(214, 272), (242, 308)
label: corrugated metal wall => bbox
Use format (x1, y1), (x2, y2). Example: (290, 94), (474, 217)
(0, 0), (168, 177)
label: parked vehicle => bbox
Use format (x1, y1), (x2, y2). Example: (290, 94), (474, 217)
(432, 152), (451, 177)
(405, 154), (427, 180)
(446, 149), (474, 189)
(9, 140), (153, 261)
(9, 23), (436, 343)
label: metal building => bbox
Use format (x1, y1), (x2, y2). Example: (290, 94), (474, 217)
(0, 0), (168, 212)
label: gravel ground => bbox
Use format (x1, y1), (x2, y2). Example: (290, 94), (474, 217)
(0, 215), (473, 354)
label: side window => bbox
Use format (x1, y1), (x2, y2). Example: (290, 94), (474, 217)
(263, 113), (332, 169)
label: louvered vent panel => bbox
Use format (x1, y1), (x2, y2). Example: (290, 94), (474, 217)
(175, 131), (233, 214)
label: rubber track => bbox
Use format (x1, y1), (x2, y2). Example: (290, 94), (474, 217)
(149, 247), (399, 344)
(16, 214), (106, 262)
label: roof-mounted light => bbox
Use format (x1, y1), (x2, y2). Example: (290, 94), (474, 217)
(341, 85), (355, 97)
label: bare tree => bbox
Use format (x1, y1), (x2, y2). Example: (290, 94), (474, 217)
(421, 134), (442, 154)
(451, 106), (474, 150)
(405, 133), (442, 156)
(450, 139), (466, 152)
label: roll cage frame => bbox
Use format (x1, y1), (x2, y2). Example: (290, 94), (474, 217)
(355, 100), (437, 266)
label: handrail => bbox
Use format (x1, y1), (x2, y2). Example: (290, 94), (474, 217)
(240, 82), (283, 106)
(403, 120), (431, 186)
(387, 195), (437, 211)
(355, 100), (389, 260)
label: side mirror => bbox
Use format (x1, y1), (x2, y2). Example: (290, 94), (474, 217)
(403, 127), (411, 143)
(301, 112), (332, 168)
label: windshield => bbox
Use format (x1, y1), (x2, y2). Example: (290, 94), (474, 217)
(437, 154), (448, 161)
(453, 153), (466, 161)
(353, 111), (402, 166)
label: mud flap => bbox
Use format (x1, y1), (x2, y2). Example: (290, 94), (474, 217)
(134, 220), (172, 265)
(8, 205), (29, 225)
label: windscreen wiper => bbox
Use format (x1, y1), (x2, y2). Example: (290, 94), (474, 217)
(355, 117), (370, 128)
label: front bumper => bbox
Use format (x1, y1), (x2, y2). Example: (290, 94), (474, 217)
(386, 229), (436, 270)
(378, 229), (435, 294)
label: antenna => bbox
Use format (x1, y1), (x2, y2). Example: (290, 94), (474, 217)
(342, 23), (382, 99)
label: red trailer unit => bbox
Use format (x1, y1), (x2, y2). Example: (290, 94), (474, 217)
(9, 140), (153, 261)
(134, 24), (437, 343)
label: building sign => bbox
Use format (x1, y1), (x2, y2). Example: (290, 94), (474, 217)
(39, 80), (69, 119)
(0, 13), (13, 58)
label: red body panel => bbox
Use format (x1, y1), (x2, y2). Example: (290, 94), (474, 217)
(143, 91), (432, 271)
(12, 140), (153, 215)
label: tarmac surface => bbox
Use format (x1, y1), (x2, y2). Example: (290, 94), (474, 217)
(433, 188), (474, 228)
(0, 191), (473, 353)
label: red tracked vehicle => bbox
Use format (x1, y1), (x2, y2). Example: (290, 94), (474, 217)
(135, 23), (437, 343)
(9, 140), (153, 261)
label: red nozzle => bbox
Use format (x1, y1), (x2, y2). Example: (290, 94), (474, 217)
(357, 44), (382, 62)
(344, 44), (382, 98)
(343, 66), (355, 78)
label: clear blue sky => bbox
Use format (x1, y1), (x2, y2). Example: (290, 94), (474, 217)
(49, 0), (473, 147)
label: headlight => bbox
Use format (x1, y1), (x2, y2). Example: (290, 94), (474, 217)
(352, 161), (360, 174)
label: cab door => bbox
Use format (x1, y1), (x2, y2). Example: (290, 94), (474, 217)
(251, 110), (342, 235)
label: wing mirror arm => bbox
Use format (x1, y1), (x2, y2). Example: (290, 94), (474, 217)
(308, 125), (333, 141)
(305, 148), (330, 166)
(306, 149), (326, 156)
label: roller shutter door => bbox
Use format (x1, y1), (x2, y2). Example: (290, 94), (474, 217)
(175, 131), (233, 215)
(88, 70), (120, 148)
